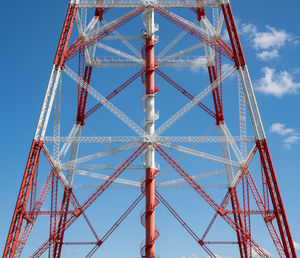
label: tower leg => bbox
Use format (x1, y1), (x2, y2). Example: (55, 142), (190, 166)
(4, 140), (43, 257)
(144, 6), (158, 258)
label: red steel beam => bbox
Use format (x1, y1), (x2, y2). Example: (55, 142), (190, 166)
(86, 193), (144, 257)
(230, 187), (248, 258)
(245, 170), (285, 257)
(76, 65), (93, 125)
(14, 170), (53, 257)
(208, 65), (223, 124)
(4, 140), (43, 257)
(156, 191), (216, 258)
(54, 3), (78, 68)
(221, 3), (245, 68)
(256, 139), (296, 257)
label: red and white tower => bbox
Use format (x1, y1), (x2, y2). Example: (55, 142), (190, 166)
(4, 0), (297, 257)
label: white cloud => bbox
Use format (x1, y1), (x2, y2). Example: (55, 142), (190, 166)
(252, 247), (271, 257)
(269, 123), (299, 149)
(257, 49), (279, 61)
(294, 241), (300, 250)
(253, 26), (292, 50)
(256, 67), (300, 97)
(270, 123), (296, 136)
(240, 23), (295, 60)
(284, 135), (300, 149)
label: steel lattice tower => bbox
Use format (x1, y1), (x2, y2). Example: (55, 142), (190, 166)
(3, 0), (297, 257)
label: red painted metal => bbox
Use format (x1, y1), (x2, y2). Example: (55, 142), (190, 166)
(76, 65), (93, 125)
(230, 187), (248, 258)
(221, 3), (245, 67)
(4, 140), (43, 257)
(53, 3), (78, 68)
(86, 193), (144, 257)
(155, 68), (216, 118)
(14, 170), (53, 257)
(245, 170), (285, 257)
(145, 38), (156, 95)
(155, 144), (270, 257)
(31, 144), (145, 257)
(256, 139), (297, 257)
(208, 65), (223, 124)
(156, 191), (216, 258)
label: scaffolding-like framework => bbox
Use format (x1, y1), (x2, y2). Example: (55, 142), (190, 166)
(3, 0), (297, 257)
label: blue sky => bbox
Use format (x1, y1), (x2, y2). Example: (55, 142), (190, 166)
(1, 0), (300, 257)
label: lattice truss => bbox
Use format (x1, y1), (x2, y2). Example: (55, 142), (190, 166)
(4, 0), (297, 257)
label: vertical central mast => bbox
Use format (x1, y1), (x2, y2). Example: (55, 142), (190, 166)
(144, 4), (157, 258)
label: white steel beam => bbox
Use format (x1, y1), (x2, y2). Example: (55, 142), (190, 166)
(63, 143), (140, 165)
(157, 169), (226, 187)
(160, 142), (240, 167)
(75, 170), (141, 187)
(78, 0), (222, 8)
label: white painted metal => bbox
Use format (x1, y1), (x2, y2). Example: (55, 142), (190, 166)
(144, 7), (157, 171)
(161, 9), (214, 37)
(238, 67), (261, 140)
(97, 42), (144, 63)
(74, 164), (145, 170)
(239, 73), (247, 159)
(66, 126), (83, 186)
(78, 0), (222, 8)
(102, 19), (141, 57)
(157, 19), (198, 58)
(58, 124), (80, 160)
(217, 125), (234, 185)
(243, 66), (266, 139)
(220, 123), (243, 163)
(157, 169), (226, 187)
(160, 142), (240, 167)
(64, 142), (140, 165)
(44, 135), (255, 144)
(159, 44), (205, 62)
(76, 170), (141, 186)
(53, 76), (61, 161)
(34, 66), (61, 140)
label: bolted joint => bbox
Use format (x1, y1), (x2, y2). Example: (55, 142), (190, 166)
(95, 8), (104, 21)
(72, 207), (83, 217)
(217, 207), (227, 216)
(198, 240), (204, 246)
(97, 240), (103, 246)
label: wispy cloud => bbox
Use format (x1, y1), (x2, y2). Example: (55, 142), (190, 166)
(181, 253), (201, 258)
(283, 135), (300, 149)
(255, 67), (300, 97)
(294, 241), (300, 250)
(240, 23), (296, 60)
(252, 247), (271, 257)
(270, 123), (296, 136)
(270, 123), (300, 149)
